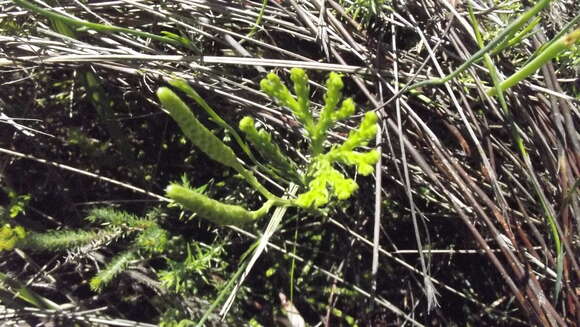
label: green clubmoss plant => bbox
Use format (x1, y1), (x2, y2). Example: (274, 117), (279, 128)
(159, 68), (380, 225)
(18, 229), (105, 251)
(165, 184), (273, 226)
(90, 250), (137, 292)
(16, 208), (170, 292)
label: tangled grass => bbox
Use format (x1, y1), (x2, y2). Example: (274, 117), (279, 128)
(0, 0), (578, 326)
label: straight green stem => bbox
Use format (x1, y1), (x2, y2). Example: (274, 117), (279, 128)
(488, 28), (580, 95)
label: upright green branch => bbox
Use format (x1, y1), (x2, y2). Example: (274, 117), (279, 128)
(253, 68), (380, 208)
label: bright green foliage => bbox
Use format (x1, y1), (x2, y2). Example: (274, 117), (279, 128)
(335, 111), (378, 152)
(258, 69), (380, 208)
(333, 98), (356, 121)
(261, 71), (314, 132)
(0, 224), (26, 251)
(90, 250), (136, 292)
(167, 78), (253, 161)
(0, 190), (29, 251)
(161, 69), (378, 223)
(288, 68), (314, 129)
(239, 116), (302, 183)
(261, 69), (361, 156)
(327, 111), (380, 176)
(160, 81), (280, 200)
(166, 184), (263, 226)
(310, 72), (345, 155)
(297, 159), (359, 208)
(157, 84), (285, 227)
(329, 150), (380, 176)
(157, 87), (244, 172)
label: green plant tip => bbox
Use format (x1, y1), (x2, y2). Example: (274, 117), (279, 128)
(239, 116), (255, 131)
(157, 87), (243, 171)
(166, 184), (258, 226)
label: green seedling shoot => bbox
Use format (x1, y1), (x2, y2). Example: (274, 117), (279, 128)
(158, 68), (380, 226)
